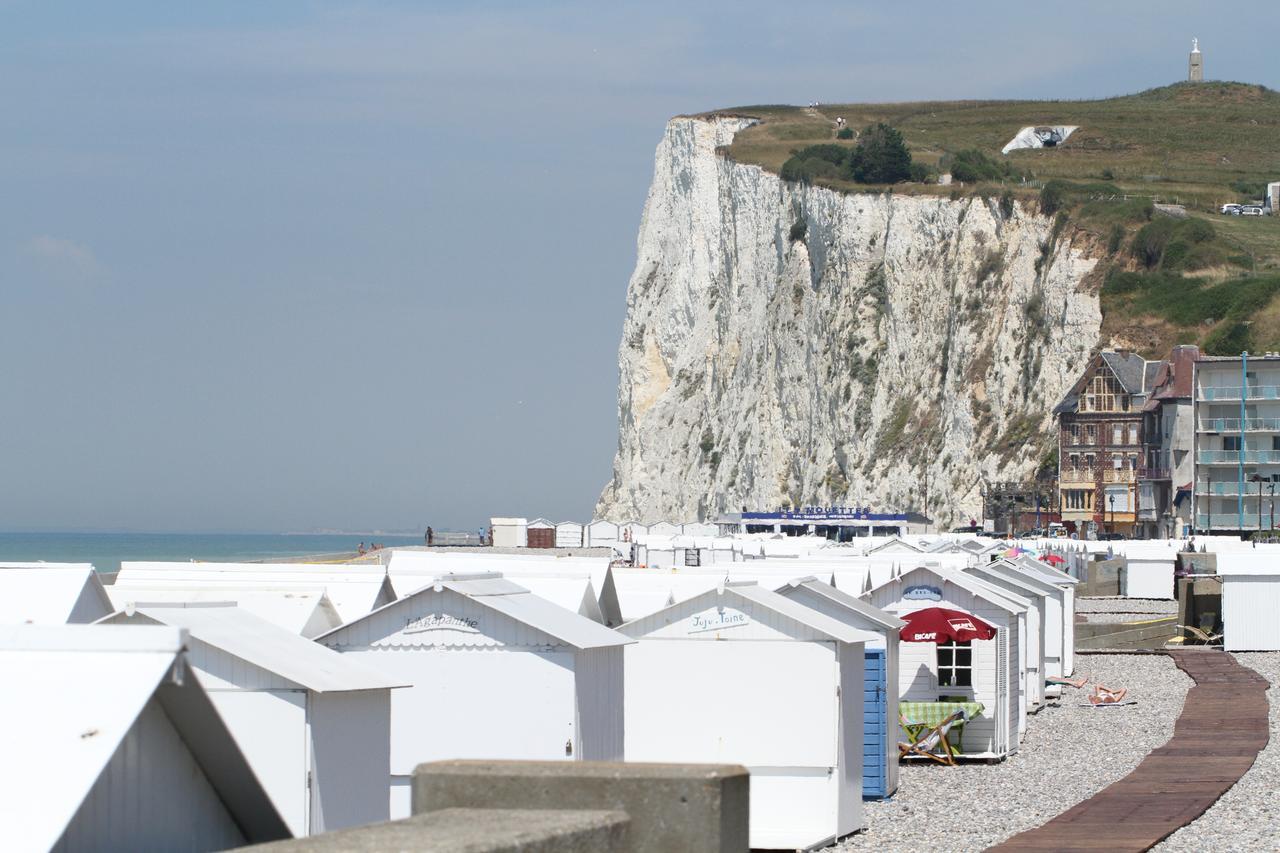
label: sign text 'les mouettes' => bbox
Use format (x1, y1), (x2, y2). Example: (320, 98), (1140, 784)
(404, 613), (480, 634)
(688, 608), (750, 634)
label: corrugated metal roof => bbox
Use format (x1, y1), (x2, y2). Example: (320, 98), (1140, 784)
(320, 573), (632, 649)
(775, 577), (906, 631)
(0, 624), (188, 850)
(108, 603), (406, 692)
(105, 585), (342, 636)
(623, 581), (878, 644)
(0, 564), (112, 625)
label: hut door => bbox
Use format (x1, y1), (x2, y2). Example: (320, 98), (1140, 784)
(862, 648), (887, 798)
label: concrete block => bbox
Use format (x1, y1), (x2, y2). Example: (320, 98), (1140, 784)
(240, 807), (629, 852)
(413, 760), (750, 853)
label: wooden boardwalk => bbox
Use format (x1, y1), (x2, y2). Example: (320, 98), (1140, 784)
(988, 650), (1270, 852)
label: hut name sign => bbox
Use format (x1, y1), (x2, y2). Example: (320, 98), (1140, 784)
(903, 585), (942, 601)
(688, 608), (750, 634)
(404, 613), (480, 634)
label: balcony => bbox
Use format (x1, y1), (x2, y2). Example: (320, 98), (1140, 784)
(1059, 469), (1137, 484)
(1197, 418), (1280, 433)
(1199, 385), (1280, 401)
(1196, 513), (1278, 531)
(1138, 467), (1171, 480)
(1197, 450), (1280, 464)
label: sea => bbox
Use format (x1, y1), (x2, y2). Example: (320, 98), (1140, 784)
(0, 532), (427, 573)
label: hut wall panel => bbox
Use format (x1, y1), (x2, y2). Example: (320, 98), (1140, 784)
(574, 646), (624, 761)
(53, 699), (245, 853)
(208, 690), (308, 836)
(309, 691), (392, 832)
(1224, 576), (1280, 650)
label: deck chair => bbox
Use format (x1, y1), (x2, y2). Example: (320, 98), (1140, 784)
(1047, 674), (1089, 689)
(898, 709), (966, 765)
(1175, 624), (1223, 645)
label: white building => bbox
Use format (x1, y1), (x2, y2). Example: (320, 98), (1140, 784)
(584, 520), (619, 548)
(0, 624), (289, 851)
(554, 521), (584, 548)
(106, 584), (342, 637)
(101, 603), (403, 835)
(1218, 553), (1280, 650)
(773, 577), (905, 799)
(863, 566), (1026, 758)
(0, 564), (112, 625)
(979, 559), (1074, 681)
(489, 517), (528, 548)
(115, 562), (396, 625)
(620, 581), (871, 850)
(317, 574), (631, 818)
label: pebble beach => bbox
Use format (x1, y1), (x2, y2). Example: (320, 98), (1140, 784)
(832, 654), (1195, 852)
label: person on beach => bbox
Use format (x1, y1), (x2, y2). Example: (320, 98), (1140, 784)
(426, 526), (434, 546)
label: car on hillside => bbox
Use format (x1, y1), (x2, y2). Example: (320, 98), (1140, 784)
(1242, 206), (1265, 216)
(1221, 203), (1243, 215)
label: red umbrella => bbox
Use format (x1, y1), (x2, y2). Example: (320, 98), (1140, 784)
(1042, 554), (1067, 566)
(899, 607), (998, 643)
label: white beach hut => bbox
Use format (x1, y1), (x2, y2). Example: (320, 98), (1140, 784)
(554, 521), (585, 549)
(0, 563), (112, 625)
(490, 517), (528, 548)
(864, 566), (1026, 758)
(584, 519), (619, 548)
(1119, 545), (1177, 599)
(106, 584), (342, 637)
(680, 522), (719, 537)
(115, 562), (396, 625)
(101, 603), (404, 835)
(1013, 556), (1079, 676)
(965, 565), (1049, 710)
(979, 560), (1072, 681)
(1218, 554), (1280, 651)
(646, 521), (680, 537)
(621, 581), (871, 850)
(0, 624), (289, 851)
(773, 577), (906, 799)
(317, 574), (631, 818)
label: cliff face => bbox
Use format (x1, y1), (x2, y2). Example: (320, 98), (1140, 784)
(596, 116), (1103, 525)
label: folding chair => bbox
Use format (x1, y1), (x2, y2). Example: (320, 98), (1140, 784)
(1175, 624), (1223, 645)
(898, 709), (966, 765)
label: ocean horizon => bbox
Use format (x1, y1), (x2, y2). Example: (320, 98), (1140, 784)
(0, 531), (429, 573)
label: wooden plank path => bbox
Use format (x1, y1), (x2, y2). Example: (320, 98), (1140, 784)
(988, 650), (1270, 852)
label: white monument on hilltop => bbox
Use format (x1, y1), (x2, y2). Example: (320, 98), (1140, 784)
(1188, 38), (1203, 82)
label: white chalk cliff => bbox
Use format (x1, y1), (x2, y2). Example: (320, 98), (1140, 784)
(596, 116), (1104, 525)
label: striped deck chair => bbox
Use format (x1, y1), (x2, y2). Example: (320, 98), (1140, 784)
(898, 709), (966, 765)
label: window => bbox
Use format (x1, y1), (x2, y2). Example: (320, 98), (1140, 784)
(1129, 423), (1139, 444)
(937, 640), (973, 688)
(1224, 436), (1242, 452)
(1129, 453), (1139, 470)
(1086, 425), (1097, 445)
(1113, 425), (1124, 444)
(1272, 436), (1280, 452)
(1113, 455), (1123, 470)
(1069, 453), (1080, 470)
(1068, 424), (1080, 445)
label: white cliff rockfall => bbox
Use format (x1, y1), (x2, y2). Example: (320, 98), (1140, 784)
(596, 115), (1103, 525)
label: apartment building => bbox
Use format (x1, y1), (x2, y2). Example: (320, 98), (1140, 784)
(1140, 345), (1198, 538)
(1054, 351), (1158, 537)
(1193, 352), (1280, 534)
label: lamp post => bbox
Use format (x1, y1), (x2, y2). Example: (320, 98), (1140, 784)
(1270, 482), (1276, 538)
(1109, 493), (1116, 537)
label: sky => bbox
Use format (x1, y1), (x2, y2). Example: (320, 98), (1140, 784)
(1, 2), (1275, 533)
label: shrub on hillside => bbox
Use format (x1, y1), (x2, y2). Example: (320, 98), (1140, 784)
(789, 219), (807, 243)
(1039, 181), (1067, 216)
(908, 162), (933, 183)
(848, 123), (912, 184)
(1131, 217), (1219, 270)
(1000, 190), (1015, 219)
(836, 127), (854, 140)
(948, 149), (1014, 183)
(780, 143), (854, 183)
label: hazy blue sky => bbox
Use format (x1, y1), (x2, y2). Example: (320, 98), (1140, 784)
(2, 2), (1274, 533)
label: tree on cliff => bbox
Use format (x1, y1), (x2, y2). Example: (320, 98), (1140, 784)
(848, 123), (912, 184)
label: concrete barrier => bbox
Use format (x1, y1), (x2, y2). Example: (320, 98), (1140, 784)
(1081, 558), (1123, 596)
(240, 807), (629, 852)
(413, 760), (750, 853)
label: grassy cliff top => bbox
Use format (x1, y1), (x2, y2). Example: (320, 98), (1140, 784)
(709, 83), (1280, 206)
(703, 83), (1280, 357)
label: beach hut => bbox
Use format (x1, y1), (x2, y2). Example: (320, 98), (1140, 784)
(0, 624), (289, 851)
(490, 517), (528, 548)
(863, 566), (1026, 758)
(554, 521), (584, 549)
(1013, 556), (1079, 676)
(867, 538), (924, 556)
(773, 577), (906, 799)
(680, 522), (719, 537)
(1119, 547), (1176, 599)
(978, 560), (1072, 681)
(584, 520), (619, 547)
(620, 581), (871, 849)
(317, 574), (631, 818)
(0, 563), (112, 625)
(115, 562), (396, 625)
(100, 603), (403, 835)
(964, 565), (1049, 710)
(105, 584), (342, 637)
(1218, 554), (1280, 651)
(647, 521), (679, 537)
(526, 518), (556, 549)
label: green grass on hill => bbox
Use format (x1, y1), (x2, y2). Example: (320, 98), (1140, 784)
(704, 83), (1280, 356)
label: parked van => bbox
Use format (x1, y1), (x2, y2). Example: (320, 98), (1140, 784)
(1242, 206), (1265, 216)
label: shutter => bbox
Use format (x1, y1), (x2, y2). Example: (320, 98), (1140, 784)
(995, 629), (1008, 754)
(862, 648), (887, 798)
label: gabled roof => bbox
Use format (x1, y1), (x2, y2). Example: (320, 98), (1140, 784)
(866, 537), (923, 555)
(977, 560), (1068, 595)
(0, 564), (112, 625)
(319, 574), (631, 650)
(1101, 350), (1150, 394)
(0, 624), (288, 849)
(105, 584), (342, 637)
(103, 603), (405, 692)
(619, 580), (878, 644)
(870, 565), (1030, 613)
(774, 576), (906, 632)
(1013, 555), (1080, 585)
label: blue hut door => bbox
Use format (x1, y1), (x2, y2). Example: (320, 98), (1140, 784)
(862, 647), (887, 798)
